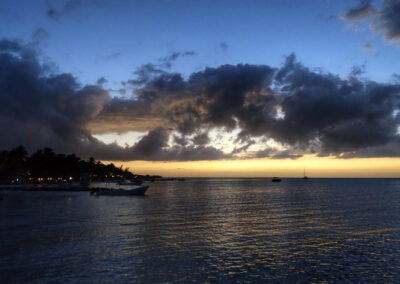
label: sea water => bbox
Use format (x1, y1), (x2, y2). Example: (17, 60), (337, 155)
(1, 178), (400, 282)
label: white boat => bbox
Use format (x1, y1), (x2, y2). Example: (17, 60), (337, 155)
(90, 185), (149, 196)
(117, 179), (143, 186)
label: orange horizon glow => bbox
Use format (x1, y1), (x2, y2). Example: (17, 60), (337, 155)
(107, 155), (400, 178)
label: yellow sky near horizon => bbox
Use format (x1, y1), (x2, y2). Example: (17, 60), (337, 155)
(108, 155), (400, 178)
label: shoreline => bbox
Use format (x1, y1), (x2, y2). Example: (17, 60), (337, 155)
(0, 185), (92, 192)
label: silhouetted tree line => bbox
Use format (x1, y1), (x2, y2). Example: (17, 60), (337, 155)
(0, 146), (134, 183)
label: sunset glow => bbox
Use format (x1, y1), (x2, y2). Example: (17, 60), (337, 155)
(113, 156), (400, 178)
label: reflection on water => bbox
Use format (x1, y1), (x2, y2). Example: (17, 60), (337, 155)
(1, 178), (400, 282)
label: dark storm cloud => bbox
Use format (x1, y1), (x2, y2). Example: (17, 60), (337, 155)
(0, 39), (38, 64)
(372, 0), (400, 41)
(341, 0), (400, 42)
(340, 0), (377, 20)
(128, 63), (276, 135)
(254, 148), (303, 160)
(0, 39), (24, 52)
(0, 39), (109, 152)
(230, 140), (256, 155)
(1, 38), (400, 160)
(87, 96), (161, 134)
(133, 127), (225, 161)
(295, 59), (398, 155)
(0, 39), (225, 161)
(95, 53), (400, 158)
(191, 132), (209, 146)
(90, 127), (226, 161)
(173, 135), (188, 147)
(270, 55), (400, 155)
(336, 141), (400, 158)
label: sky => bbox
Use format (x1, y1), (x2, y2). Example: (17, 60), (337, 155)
(0, 0), (400, 177)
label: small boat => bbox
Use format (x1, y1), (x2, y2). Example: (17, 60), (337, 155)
(90, 185), (149, 196)
(271, 177), (282, 182)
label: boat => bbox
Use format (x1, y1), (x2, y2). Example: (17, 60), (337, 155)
(117, 179), (143, 186)
(271, 177), (282, 182)
(302, 168), (308, 179)
(90, 185), (149, 196)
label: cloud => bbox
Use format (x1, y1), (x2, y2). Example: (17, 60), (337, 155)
(363, 42), (378, 54)
(219, 41), (228, 52)
(125, 51), (196, 86)
(254, 148), (303, 160)
(158, 51), (196, 68)
(230, 140), (256, 155)
(271, 54), (400, 155)
(371, 0), (400, 41)
(191, 132), (209, 145)
(1, 39), (399, 161)
(393, 73), (400, 82)
(127, 63), (167, 86)
(45, 0), (104, 21)
(349, 63), (366, 76)
(0, 39), (25, 52)
(340, 0), (378, 21)
(0, 40), (225, 161)
(46, 0), (82, 20)
(32, 28), (50, 44)
(0, 41), (109, 154)
(88, 127), (227, 161)
(97, 77), (107, 85)
(95, 53), (400, 158)
(341, 0), (400, 42)
(96, 50), (124, 62)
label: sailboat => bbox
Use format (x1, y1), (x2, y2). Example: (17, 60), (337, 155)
(302, 168), (309, 179)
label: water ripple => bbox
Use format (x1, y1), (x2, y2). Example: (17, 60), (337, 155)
(1, 178), (400, 282)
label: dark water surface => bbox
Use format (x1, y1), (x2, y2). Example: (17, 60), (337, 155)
(1, 178), (400, 282)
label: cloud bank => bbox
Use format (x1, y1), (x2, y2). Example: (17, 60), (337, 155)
(0, 39), (399, 161)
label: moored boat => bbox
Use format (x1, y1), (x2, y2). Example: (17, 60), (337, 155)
(271, 177), (282, 182)
(90, 185), (149, 196)
(117, 179), (143, 186)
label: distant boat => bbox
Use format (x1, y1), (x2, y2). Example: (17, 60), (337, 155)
(302, 168), (309, 179)
(272, 177), (282, 182)
(90, 185), (149, 196)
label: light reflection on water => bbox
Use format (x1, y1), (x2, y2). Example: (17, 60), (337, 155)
(1, 178), (400, 282)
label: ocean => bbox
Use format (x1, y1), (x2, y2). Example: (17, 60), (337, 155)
(1, 178), (400, 282)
